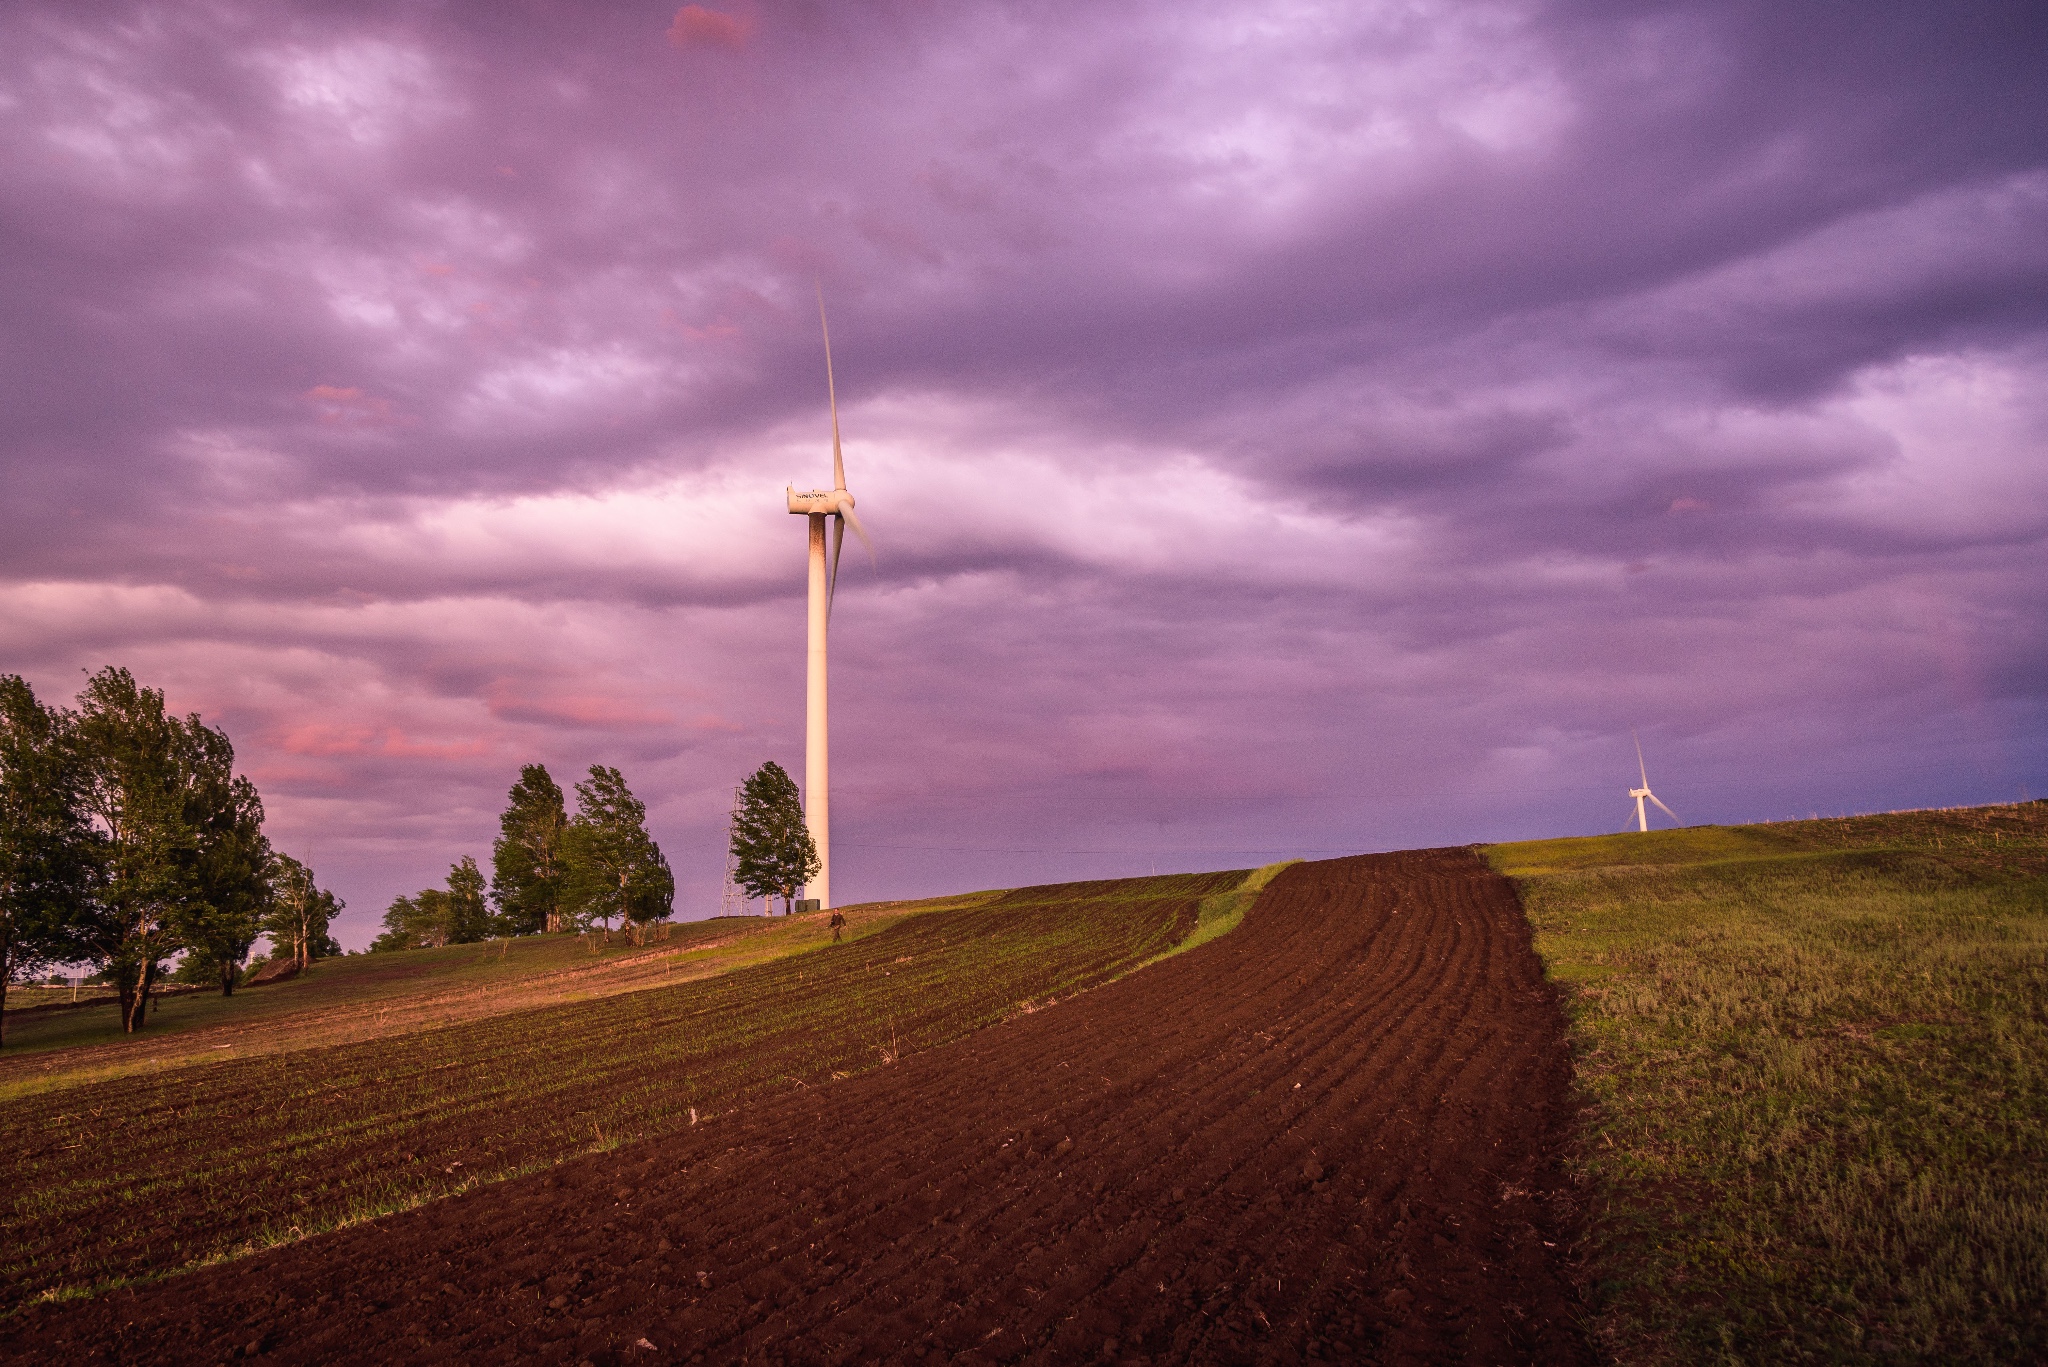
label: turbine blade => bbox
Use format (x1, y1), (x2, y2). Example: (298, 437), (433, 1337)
(817, 281), (845, 492)
(1633, 728), (1649, 788)
(840, 501), (875, 564)
(827, 513), (844, 619)
(1650, 794), (1680, 824)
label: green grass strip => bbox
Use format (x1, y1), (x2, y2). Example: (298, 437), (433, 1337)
(1145, 859), (1298, 966)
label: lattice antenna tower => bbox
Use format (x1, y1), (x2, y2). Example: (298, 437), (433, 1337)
(720, 783), (746, 916)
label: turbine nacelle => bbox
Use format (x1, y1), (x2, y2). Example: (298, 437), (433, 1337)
(787, 487), (855, 517)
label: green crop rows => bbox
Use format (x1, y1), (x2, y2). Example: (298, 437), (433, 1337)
(1491, 802), (2048, 1365)
(2, 870), (1242, 1309)
(0, 916), (779, 1079)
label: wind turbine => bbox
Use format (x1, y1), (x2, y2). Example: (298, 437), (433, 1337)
(1626, 729), (1679, 832)
(784, 286), (870, 909)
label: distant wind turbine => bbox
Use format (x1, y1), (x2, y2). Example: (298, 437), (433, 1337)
(783, 285), (872, 910)
(1626, 730), (1680, 832)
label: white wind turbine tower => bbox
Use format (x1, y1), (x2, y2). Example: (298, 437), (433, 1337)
(1627, 729), (1680, 832)
(783, 286), (870, 910)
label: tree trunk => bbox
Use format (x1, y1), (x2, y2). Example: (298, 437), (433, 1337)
(122, 958), (152, 1034)
(0, 923), (12, 1049)
(218, 955), (236, 997)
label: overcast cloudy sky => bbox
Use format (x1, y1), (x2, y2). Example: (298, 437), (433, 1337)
(3, 0), (2043, 944)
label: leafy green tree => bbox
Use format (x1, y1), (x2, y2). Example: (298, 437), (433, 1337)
(490, 765), (567, 935)
(171, 941), (264, 989)
(184, 768), (273, 997)
(0, 676), (100, 1047)
(70, 667), (255, 1032)
(446, 855), (491, 943)
(371, 891), (438, 952)
(370, 858), (490, 951)
(730, 761), (818, 914)
(170, 950), (224, 985)
(263, 853), (343, 970)
(559, 766), (673, 932)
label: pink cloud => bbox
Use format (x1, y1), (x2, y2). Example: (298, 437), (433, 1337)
(663, 307), (742, 341)
(685, 318), (741, 341)
(486, 690), (675, 729)
(278, 723), (495, 761)
(1668, 495), (1712, 514)
(303, 385), (400, 427)
(767, 234), (836, 277)
(240, 763), (358, 791)
(666, 6), (751, 50)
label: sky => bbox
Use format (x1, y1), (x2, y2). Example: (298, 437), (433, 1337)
(3, 0), (2044, 947)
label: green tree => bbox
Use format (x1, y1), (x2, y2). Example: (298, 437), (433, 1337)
(263, 853), (343, 970)
(170, 949), (226, 985)
(372, 890), (443, 951)
(70, 667), (256, 1032)
(490, 765), (567, 935)
(559, 766), (673, 932)
(370, 858), (490, 951)
(730, 761), (818, 914)
(446, 855), (491, 944)
(184, 766), (273, 997)
(0, 676), (99, 1047)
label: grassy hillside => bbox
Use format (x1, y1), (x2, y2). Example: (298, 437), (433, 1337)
(1, 869), (1247, 1310)
(0, 896), (949, 1096)
(1489, 802), (2048, 1365)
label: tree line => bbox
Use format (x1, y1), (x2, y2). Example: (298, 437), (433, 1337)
(378, 754), (827, 947)
(0, 669), (341, 1043)
(372, 763), (675, 950)
(379, 754), (832, 943)
(3, 665), (837, 1044)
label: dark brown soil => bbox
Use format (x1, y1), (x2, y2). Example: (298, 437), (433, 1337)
(3, 876), (1223, 1304)
(3, 849), (1590, 1365)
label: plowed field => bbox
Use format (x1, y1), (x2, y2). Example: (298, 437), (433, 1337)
(4, 875), (1229, 1304)
(4, 849), (1588, 1365)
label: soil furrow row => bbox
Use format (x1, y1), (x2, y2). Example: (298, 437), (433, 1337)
(5, 849), (1588, 1365)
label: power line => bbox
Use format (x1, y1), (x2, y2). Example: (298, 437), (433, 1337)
(836, 843), (1367, 856)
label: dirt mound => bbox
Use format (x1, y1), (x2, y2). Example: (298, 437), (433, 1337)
(246, 957), (301, 987)
(4, 850), (1589, 1364)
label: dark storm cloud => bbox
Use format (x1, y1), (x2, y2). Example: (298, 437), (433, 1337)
(1, 0), (2043, 940)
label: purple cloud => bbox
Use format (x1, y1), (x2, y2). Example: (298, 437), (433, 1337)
(2, 0), (2043, 944)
